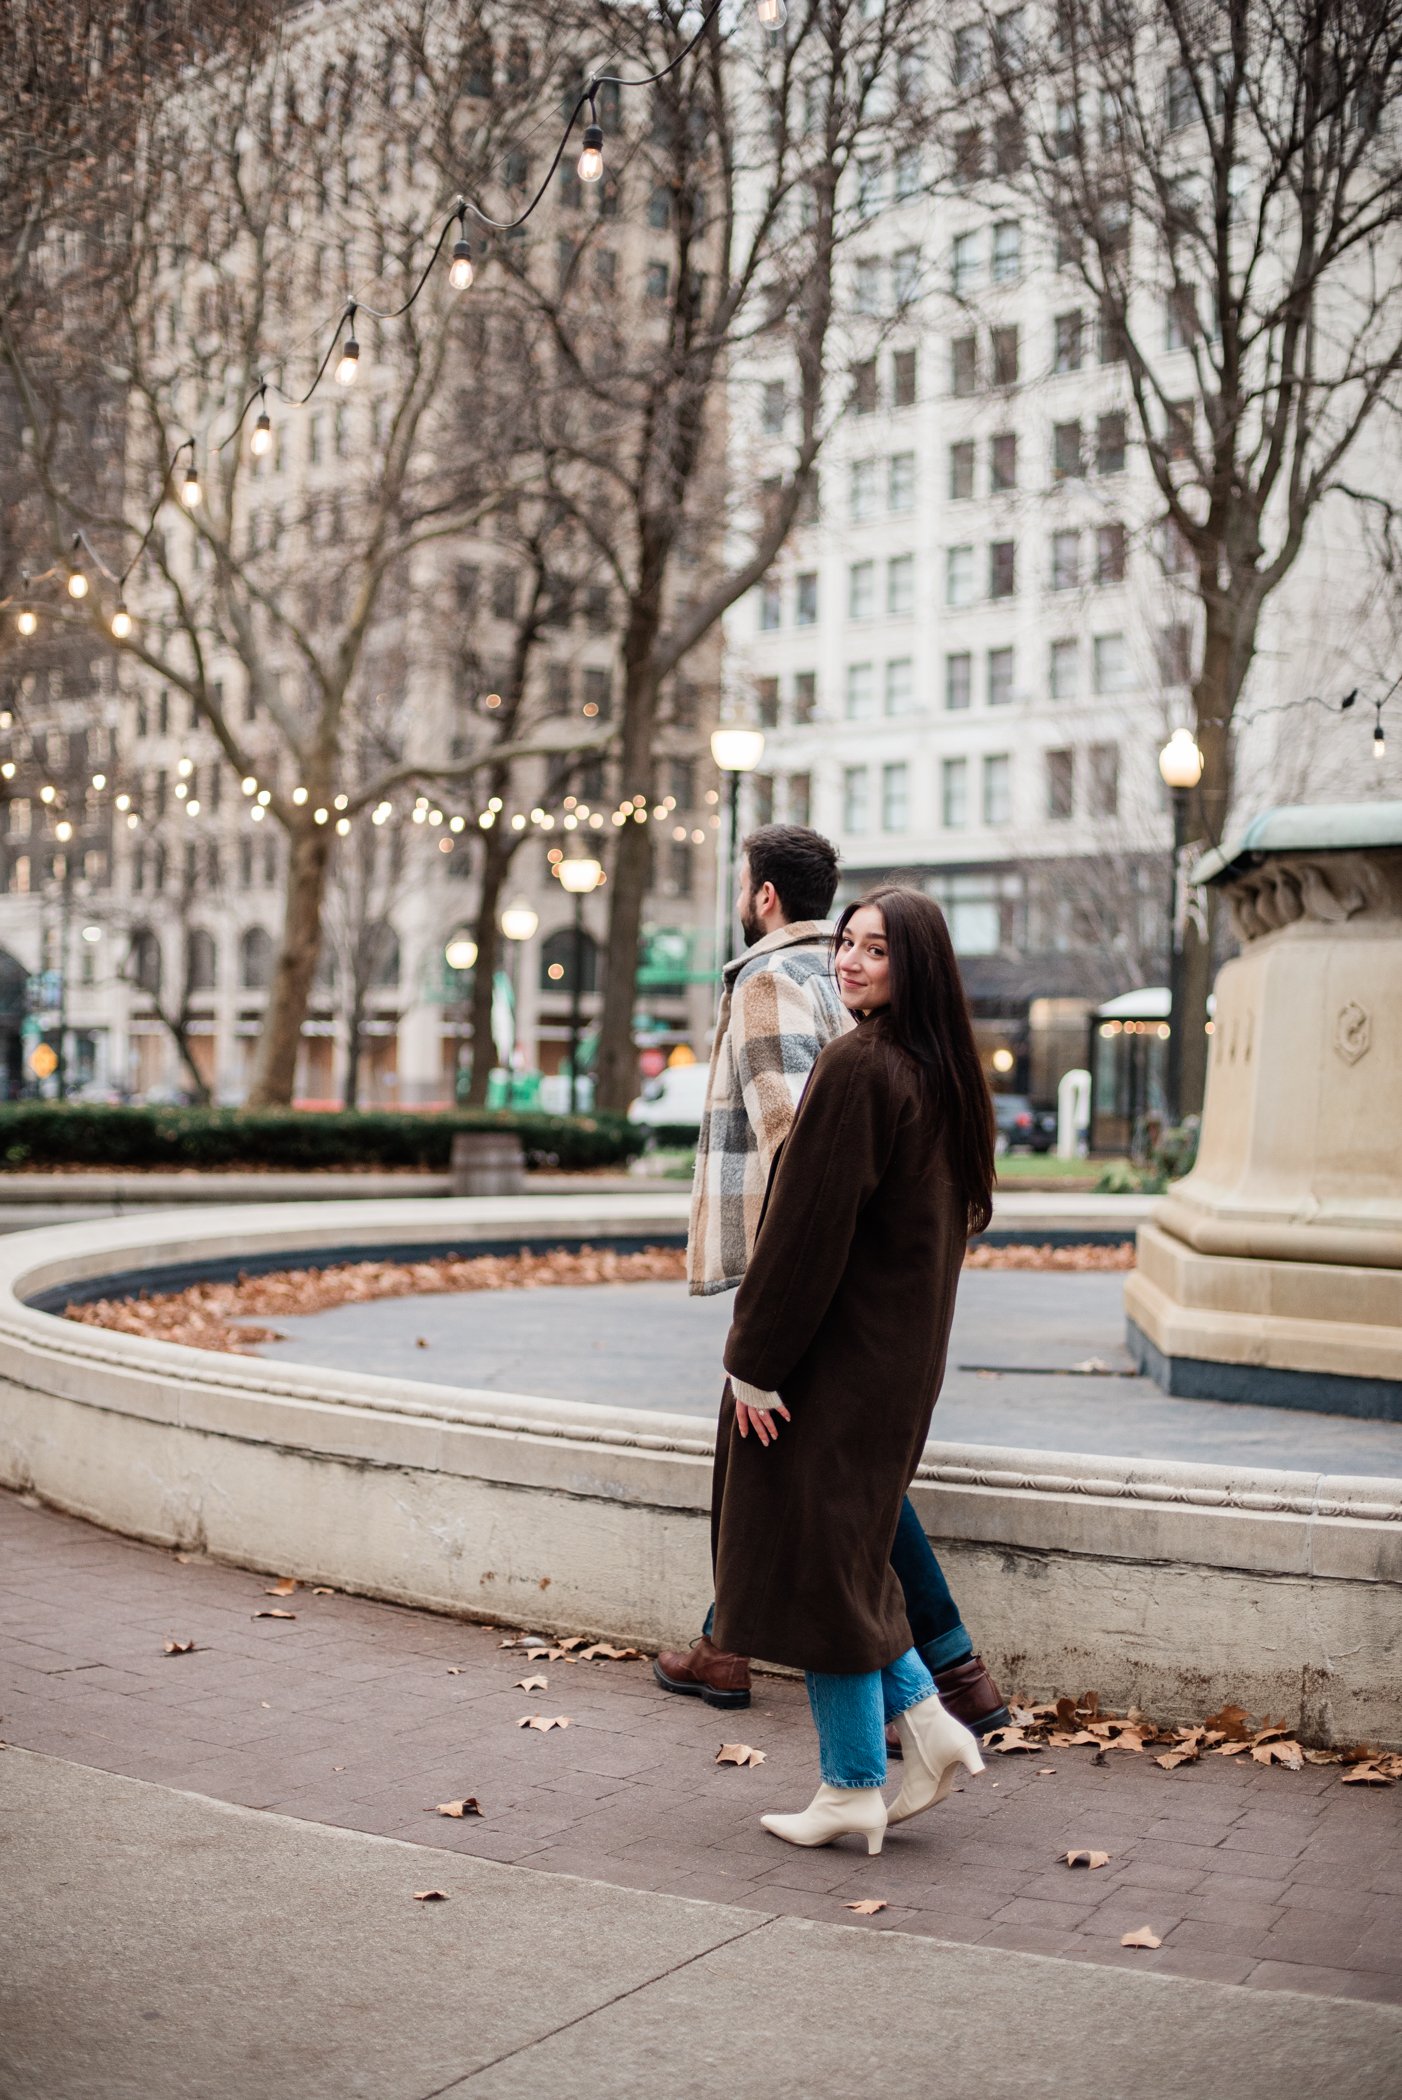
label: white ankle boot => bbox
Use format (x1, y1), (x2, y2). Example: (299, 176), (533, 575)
(887, 1692), (985, 1824)
(761, 1783), (887, 1855)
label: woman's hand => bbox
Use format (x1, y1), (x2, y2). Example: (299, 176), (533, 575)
(732, 1379), (790, 1447)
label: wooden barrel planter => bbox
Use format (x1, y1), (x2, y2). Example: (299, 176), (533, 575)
(449, 1130), (525, 1197)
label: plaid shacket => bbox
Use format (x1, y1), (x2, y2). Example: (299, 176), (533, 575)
(686, 921), (852, 1297)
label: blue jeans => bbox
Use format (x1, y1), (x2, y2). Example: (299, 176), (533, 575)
(703, 1497), (974, 1675)
(806, 1648), (935, 1787)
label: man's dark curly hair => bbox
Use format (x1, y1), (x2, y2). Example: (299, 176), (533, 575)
(742, 825), (841, 924)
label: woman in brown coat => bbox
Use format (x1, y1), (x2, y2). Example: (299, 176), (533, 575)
(711, 887), (996, 1855)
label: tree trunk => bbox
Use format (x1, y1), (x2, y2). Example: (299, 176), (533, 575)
(171, 1023), (212, 1106)
(246, 821), (332, 1108)
(465, 830), (513, 1107)
(595, 578), (665, 1113)
(1181, 595), (1251, 1116)
(343, 984), (366, 1110)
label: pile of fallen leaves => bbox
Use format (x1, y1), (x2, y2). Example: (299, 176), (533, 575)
(64, 1245), (691, 1355)
(992, 1691), (1401, 1788)
(965, 1242), (1135, 1272)
(67, 1240), (1133, 1355)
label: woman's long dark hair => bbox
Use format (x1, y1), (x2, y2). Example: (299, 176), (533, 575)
(834, 886), (995, 1236)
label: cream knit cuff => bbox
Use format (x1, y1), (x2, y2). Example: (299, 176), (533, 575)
(730, 1375), (781, 1412)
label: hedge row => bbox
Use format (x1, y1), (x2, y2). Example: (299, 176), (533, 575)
(0, 1103), (646, 1174)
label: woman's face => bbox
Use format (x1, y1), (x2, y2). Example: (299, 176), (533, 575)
(836, 905), (891, 1013)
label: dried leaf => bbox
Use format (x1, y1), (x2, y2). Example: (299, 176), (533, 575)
(1062, 1850), (1111, 1869)
(845, 1899), (887, 1915)
(526, 1647), (565, 1662)
(413, 1889), (449, 1902)
(515, 1675), (548, 1692)
(1304, 1748), (1344, 1765)
(983, 1727), (1040, 1754)
(1155, 1745), (1201, 1770)
(252, 1608), (296, 1620)
(716, 1743), (767, 1768)
(434, 1798), (483, 1819)
(518, 1715), (571, 1732)
(312, 1586), (335, 1596)
(263, 1577), (297, 1597)
(1047, 1729), (1102, 1748)
(579, 1643), (643, 1661)
(173, 1552), (193, 1564)
(1121, 1925), (1163, 1949)
(1213, 1739), (1254, 1756)
(556, 1637), (589, 1652)
(162, 1637), (197, 1656)
(1342, 1764), (1395, 1787)
(1251, 1739), (1305, 1770)
(1203, 1703), (1252, 1740)
(446, 1667), (463, 1676)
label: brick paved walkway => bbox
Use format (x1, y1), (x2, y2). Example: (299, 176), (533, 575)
(3, 1487), (1400, 2007)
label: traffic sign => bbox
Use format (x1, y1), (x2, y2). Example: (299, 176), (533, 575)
(29, 1043), (57, 1079)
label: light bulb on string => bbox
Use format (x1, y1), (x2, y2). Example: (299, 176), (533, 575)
(241, 776), (257, 796)
(1375, 713), (1387, 764)
(186, 799), (201, 816)
(314, 807), (328, 824)
(256, 790), (271, 806)
(177, 757), (193, 777)
(756, 0), (787, 23)
(0, 763), (13, 781)
(577, 119), (605, 184)
(92, 773), (106, 791)
(333, 794), (348, 810)
(55, 820), (74, 844)
(67, 566), (88, 601)
(115, 793), (130, 810)
(449, 206), (474, 290)
(111, 599), (132, 639)
(292, 786), (308, 805)
(336, 817), (351, 836)
(126, 811), (140, 829)
(180, 455), (202, 507)
(16, 604), (37, 637)
(39, 785), (55, 804)
(251, 386), (273, 456)
(250, 804), (265, 822)
(335, 309), (360, 386)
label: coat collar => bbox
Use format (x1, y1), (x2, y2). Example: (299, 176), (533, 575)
(722, 919), (833, 990)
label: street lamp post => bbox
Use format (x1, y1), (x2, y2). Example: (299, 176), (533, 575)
(443, 933), (477, 1100)
(556, 858), (602, 1113)
(499, 898), (539, 1075)
(709, 725), (766, 965)
(1158, 728), (1205, 1125)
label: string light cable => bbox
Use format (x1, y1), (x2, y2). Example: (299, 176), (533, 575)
(6, 0), (782, 639)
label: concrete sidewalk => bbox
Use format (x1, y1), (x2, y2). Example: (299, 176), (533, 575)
(3, 1749), (1399, 2100)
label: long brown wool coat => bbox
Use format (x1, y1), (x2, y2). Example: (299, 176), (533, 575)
(711, 1013), (968, 1675)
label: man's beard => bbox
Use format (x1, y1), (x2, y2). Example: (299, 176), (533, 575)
(739, 905), (765, 946)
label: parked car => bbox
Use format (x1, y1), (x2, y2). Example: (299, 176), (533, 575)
(993, 1093), (1058, 1154)
(628, 1061), (709, 1140)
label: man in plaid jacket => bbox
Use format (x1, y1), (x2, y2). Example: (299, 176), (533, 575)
(659, 825), (1009, 1737)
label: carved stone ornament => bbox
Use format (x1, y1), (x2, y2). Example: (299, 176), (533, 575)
(1223, 847), (1402, 944)
(1333, 1000), (1372, 1066)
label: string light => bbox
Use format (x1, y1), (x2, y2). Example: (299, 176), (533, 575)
(180, 457), (202, 507)
(241, 776), (257, 795)
(449, 208), (474, 291)
(251, 804), (265, 822)
(55, 819), (73, 843)
(757, 0), (787, 22)
(186, 798), (201, 815)
(16, 605), (37, 636)
(92, 773), (106, 790)
(256, 789), (271, 805)
(67, 565), (88, 600)
(334, 309), (360, 387)
(577, 115), (605, 185)
(292, 786), (308, 805)
(115, 793), (131, 811)
(177, 757), (193, 777)
(110, 599), (132, 639)
(333, 793), (348, 810)
(1376, 713), (1388, 763)
(336, 816), (351, 835)
(251, 387), (273, 456)
(39, 785), (55, 804)
(314, 806), (328, 823)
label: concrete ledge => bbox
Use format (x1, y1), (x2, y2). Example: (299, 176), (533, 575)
(0, 1198), (1397, 1746)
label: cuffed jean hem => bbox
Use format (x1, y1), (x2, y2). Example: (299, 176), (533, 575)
(917, 1626), (975, 1675)
(806, 1650), (936, 1789)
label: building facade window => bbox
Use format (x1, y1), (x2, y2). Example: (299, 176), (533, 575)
(1049, 638), (1078, 699)
(852, 358), (879, 414)
(1052, 419), (1082, 480)
(761, 379), (787, 433)
(850, 458), (879, 520)
(989, 540), (1016, 599)
(946, 546), (975, 606)
(1097, 410), (1127, 475)
(948, 441), (975, 500)
(945, 652), (973, 711)
(843, 765), (870, 831)
(991, 220), (1021, 282)
(845, 662), (875, 718)
(889, 451), (916, 510)
(884, 657), (914, 714)
(1093, 632), (1130, 692)
(941, 756), (969, 828)
(887, 554), (915, 617)
(795, 571), (819, 625)
(991, 324), (1020, 386)
(848, 561), (876, 619)
(1089, 741), (1120, 816)
(951, 335), (978, 396)
(952, 230), (980, 293)
(991, 431), (1018, 490)
(788, 771), (812, 825)
(793, 670), (817, 721)
(881, 762), (909, 831)
(1096, 521), (1127, 584)
(988, 646), (1015, 706)
(892, 348), (918, 407)
(1051, 530), (1081, 590)
(759, 580), (782, 630)
(982, 753), (1011, 825)
(1053, 311), (1084, 371)
(1046, 748), (1075, 819)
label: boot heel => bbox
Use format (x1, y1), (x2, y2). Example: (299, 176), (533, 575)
(965, 1748), (985, 1778)
(865, 1828), (885, 1856)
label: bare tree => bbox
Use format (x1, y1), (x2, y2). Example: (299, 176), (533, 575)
(951, 0), (1402, 1108)
(503, 0), (936, 1108)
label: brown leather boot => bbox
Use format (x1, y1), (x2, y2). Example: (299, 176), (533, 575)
(885, 1656), (1010, 1756)
(653, 1635), (752, 1709)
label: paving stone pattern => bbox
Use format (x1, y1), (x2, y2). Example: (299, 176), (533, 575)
(3, 1489), (1400, 2008)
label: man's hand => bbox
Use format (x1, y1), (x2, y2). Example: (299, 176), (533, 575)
(732, 1380), (790, 1447)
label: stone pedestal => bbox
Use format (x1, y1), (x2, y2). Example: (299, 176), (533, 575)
(1126, 803), (1402, 1419)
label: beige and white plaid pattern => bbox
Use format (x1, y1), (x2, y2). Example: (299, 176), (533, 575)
(686, 922), (851, 1297)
